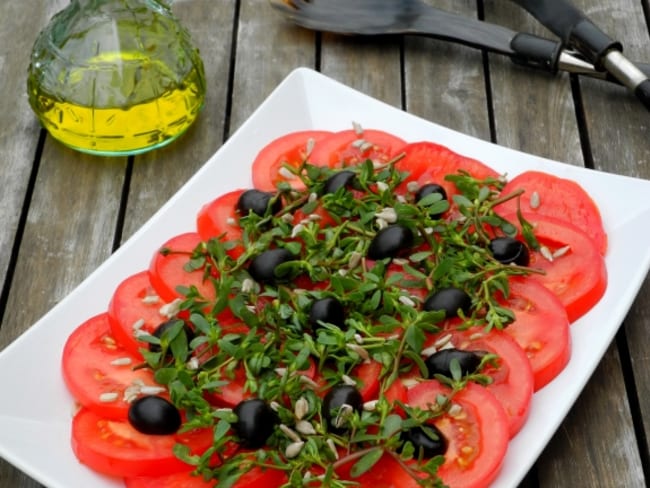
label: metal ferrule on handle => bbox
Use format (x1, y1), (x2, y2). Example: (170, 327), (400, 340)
(511, 0), (650, 111)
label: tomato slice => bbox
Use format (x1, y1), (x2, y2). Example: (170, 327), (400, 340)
(394, 141), (500, 202)
(506, 213), (607, 322)
(498, 278), (571, 390)
(125, 465), (288, 488)
(149, 232), (216, 303)
(196, 189), (246, 259)
(427, 327), (534, 437)
(206, 357), (317, 408)
(496, 170), (607, 255)
(72, 408), (213, 478)
(354, 360), (383, 401)
(309, 129), (406, 168)
(251, 130), (333, 191)
(107, 271), (173, 358)
(125, 470), (216, 487)
(405, 381), (509, 488)
(62, 313), (160, 419)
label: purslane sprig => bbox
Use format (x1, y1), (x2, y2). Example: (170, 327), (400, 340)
(139, 154), (538, 487)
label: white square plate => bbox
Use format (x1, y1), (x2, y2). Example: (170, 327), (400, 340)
(2, 67), (650, 488)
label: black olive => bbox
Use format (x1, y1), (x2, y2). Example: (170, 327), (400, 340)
(323, 170), (356, 194)
(308, 297), (346, 330)
(415, 183), (448, 219)
(367, 224), (414, 260)
(322, 384), (363, 432)
(248, 248), (295, 284)
(400, 424), (448, 458)
(489, 237), (530, 266)
(233, 398), (278, 449)
(128, 396), (181, 435)
(424, 348), (484, 379)
(236, 189), (281, 217)
(423, 287), (472, 318)
(149, 319), (195, 354)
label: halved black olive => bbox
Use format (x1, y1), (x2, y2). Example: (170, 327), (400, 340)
(149, 319), (195, 354)
(248, 248), (295, 284)
(400, 423), (448, 458)
(233, 398), (278, 449)
(128, 395), (181, 435)
(423, 287), (472, 318)
(323, 170), (356, 194)
(415, 183), (448, 219)
(308, 297), (345, 330)
(424, 348), (484, 379)
(322, 384), (363, 432)
(236, 189), (281, 217)
(367, 224), (414, 260)
(489, 237), (530, 266)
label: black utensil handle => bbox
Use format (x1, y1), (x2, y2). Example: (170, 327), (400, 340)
(509, 33), (562, 73)
(510, 0), (620, 68)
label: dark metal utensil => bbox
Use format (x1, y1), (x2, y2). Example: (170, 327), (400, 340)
(269, 0), (650, 90)
(510, 0), (650, 110)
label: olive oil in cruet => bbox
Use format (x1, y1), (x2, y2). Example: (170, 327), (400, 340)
(27, 0), (206, 156)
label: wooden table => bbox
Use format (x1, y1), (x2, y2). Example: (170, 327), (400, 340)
(1, 1), (649, 487)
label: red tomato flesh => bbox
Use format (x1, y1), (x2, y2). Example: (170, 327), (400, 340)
(309, 129), (406, 168)
(251, 130), (333, 191)
(107, 271), (172, 358)
(500, 278), (571, 390)
(496, 170), (607, 255)
(405, 381), (509, 488)
(394, 141), (500, 203)
(125, 465), (288, 488)
(62, 313), (159, 419)
(428, 327), (534, 437)
(149, 232), (216, 303)
(72, 408), (213, 478)
(196, 189), (246, 259)
(507, 213), (607, 322)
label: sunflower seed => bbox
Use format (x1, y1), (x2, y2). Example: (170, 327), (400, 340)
(295, 420), (317, 436)
(530, 191), (541, 209)
(294, 397), (309, 420)
(280, 424), (301, 442)
(285, 441), (305, 459)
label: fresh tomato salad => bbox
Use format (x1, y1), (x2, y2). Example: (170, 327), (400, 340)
(62, 126), (608, 487)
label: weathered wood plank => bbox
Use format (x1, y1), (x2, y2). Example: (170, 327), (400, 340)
(230, 0), (317, 134)
(121, 0), (237, 240)
(483, 0), (584, 164)
(572, 0), (650, 484)
(403, 1), (491, 155)
(0, 0), (66, 317)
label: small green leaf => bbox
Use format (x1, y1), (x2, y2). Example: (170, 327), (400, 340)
(381, 414), (403, 438)
(350, 447), (384, 478)
(404, 324), (425, 354)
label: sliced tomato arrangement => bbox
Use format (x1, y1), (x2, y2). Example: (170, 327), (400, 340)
(149, 232), (217, 303)
(394, 141), (500, 202)
(107, 271), (171, 357)
(61, 127), (609, 488)
(196, 189), (247, 258)
(72, 408), (214, 478)
(499, 278), (571, 391)
(424, 327), (534, 437)
(308, 128), (407, 168)
(496, 170), (607, 255)
(503, 212), (607, 323)
(62, 313), (159, 419)
(251, 130), (333, 191)
(405, 381), (510, 488)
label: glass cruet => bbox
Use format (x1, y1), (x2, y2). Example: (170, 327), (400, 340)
(27, 0), (206, 156)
